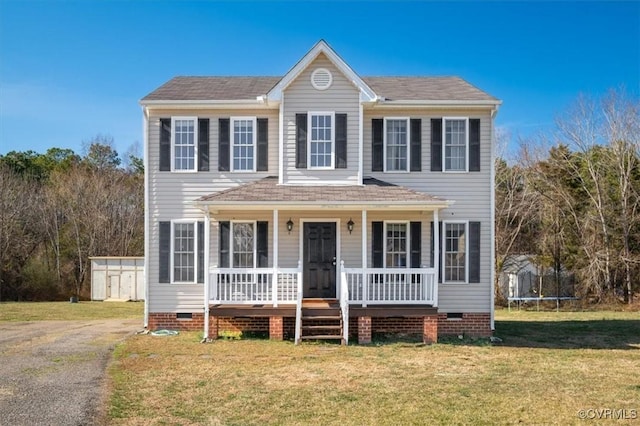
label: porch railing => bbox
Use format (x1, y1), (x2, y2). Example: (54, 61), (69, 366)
(342, 266), (437, 307)
(209, 267), (301, 305)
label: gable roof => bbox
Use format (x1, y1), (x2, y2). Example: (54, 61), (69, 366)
(266, 39), (377, 102)
(195, 176), (451, 211)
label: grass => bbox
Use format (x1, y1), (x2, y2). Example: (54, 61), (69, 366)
(0, 301), (144, 321)
(108, 309), (640, 425)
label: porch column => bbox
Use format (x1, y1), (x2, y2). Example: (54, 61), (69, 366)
(272, 209), (279, 307)
(203, 207), (211, 340)
(361, 210), (367, 269)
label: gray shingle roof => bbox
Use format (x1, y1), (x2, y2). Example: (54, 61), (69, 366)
(142, 76), (281, 101)
(142, 76), (496, 102)
(196, 176), (445, 204)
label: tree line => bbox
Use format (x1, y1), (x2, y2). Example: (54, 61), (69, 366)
(1, 90), (638, 304)
(0, 138), (144, 301)
(496, 89), (639, 304)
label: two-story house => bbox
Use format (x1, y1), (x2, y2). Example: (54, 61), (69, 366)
(140, 40), (500, 344)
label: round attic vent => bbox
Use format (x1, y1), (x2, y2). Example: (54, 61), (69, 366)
(311, 68), (333, 90)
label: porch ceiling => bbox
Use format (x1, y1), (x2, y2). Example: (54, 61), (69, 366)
(194, 176), (452, 212)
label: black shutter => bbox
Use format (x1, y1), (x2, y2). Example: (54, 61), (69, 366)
(336, 113), (347, 168)
(430, 118), (442, 172)
(198, 119), (209, 172)
(469, 119), (480, 172)
(219, 221), (230, 268)
(159, 119), (171, 171)
(159, 221), (171, 283)
(257, 118), (268, 171)
(296, 113), (307, 168)
(430, 221), (442, 283)
(372, 221), (383, 268)
(218, 118), (230, 171)
(372, 118), (383, 171)
(469, 222), (481, 283)
(257, 221), (268, 267)
(410, 119), (422, 172)
(410, 221), (421, 268)
(197, 221), (205, 283)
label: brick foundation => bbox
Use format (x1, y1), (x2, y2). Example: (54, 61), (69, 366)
(357, 316), (372, 344)
(269, 316), (284, 340)
(437, 313), (492, 337)
(147, 312), (204, 331)
(148, 311), (492, 341)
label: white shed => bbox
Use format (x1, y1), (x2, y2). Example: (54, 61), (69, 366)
(90, 257), (144, 301)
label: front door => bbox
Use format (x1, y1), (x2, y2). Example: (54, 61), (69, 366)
(303, 222), (337, 298)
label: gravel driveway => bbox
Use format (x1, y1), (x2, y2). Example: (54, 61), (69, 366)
(0, 319), (141, 425)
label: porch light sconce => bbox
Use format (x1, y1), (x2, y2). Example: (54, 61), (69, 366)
(286, 218), (294, 234)
(347, 218), (355, 234)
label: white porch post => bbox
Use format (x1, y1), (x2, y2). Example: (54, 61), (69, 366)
(361, 209), (367, 307)
(272, 209), (279, 307)
(203, 207), (211, 340)
(433, 208), (440, 307)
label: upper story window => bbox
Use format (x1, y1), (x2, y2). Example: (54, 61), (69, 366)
(231, 117), (256, 172)
(172, 117), (197, 171)
(385, 222), (408, 268)
(384, 118), (409, 172)
(308, 112), (335, 169)
(444, 221), (467, 282)
(444, 117), (468, 172)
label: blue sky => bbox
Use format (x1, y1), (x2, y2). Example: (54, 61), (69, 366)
(1, 1), (638, 159)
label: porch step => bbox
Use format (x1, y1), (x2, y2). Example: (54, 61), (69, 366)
(302, 315), (341, 321)
(301, 335), (343, 340)
(299, 302), (344, 344)
(302, 324), (342, 330)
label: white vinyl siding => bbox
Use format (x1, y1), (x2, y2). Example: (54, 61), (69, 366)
(232, 117), (256, 172)
(364, 109), (493, 312)
(171, 117), (197, 171)
(147, 109), (278, 312)
(308, 112), (334, 169)
(444, 117), (468, 172)
(384, 118), (409, 172)
(283, 53), (360, 184)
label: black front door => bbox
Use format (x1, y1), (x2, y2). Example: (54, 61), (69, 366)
(303, 222), (337, 298)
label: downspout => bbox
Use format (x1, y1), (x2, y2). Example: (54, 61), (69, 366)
(358, 100), (364, 184)
(203, 205), (211, 340)
(142, 105), (150, 329)
(490, 106), (498, 332)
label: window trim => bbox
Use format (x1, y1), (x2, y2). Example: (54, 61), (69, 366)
(307, 111), (335, 170)
(383, 221), (410, 269)
(442, 117), (469, 173)
(230, 116), (257, 173)
(170, 219), (198, 284)
(442, 220), (469, 284)
(230, 221), (257, 269)
(383, 117), (410, 173)
(171, 116), (198, 173)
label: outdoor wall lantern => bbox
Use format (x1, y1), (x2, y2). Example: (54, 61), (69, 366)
(347, 218), (355, 234)
(286, 218), (294, 234)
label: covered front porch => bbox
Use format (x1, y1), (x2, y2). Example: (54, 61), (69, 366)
(195, 177), (451, 344)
